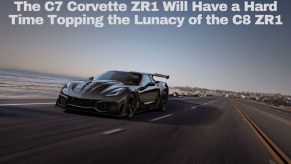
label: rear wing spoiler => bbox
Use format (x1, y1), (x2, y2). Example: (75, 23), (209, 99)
(151, 73), (170, 79)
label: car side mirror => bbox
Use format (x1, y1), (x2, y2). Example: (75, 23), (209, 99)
(89, 76), (94, 81)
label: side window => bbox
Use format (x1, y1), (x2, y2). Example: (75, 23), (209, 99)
(141, 75), (152, 86)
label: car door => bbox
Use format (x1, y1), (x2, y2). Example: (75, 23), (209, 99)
(139, 75), (160, 105)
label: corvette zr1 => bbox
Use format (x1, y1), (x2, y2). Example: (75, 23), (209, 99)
(56, 70), (169, 118)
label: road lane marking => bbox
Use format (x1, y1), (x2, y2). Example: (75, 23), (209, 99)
(0, 102), (55, 106)
(231, 101), (291, 164)
(150, 114), (173, 122)
(102, 128), (124, 135)
(192, 103), (209, 109)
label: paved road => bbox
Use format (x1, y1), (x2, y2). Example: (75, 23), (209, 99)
(0, 97), (290, 164)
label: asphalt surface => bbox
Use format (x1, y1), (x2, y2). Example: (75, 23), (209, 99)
(0, 97), (290, 164)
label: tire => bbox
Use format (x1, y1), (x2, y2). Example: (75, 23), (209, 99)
(125, 94), (136, 118)
(159, 91), (168, 111)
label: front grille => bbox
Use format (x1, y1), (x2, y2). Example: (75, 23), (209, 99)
(68, 97), (97, 107)
(97, 102), (118, 112)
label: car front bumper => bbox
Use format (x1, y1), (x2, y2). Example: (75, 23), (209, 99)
(56, 93), (127, 116)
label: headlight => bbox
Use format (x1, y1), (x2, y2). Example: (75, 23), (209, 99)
(62, 82), (70, 92)
(106, 88), (125, 96)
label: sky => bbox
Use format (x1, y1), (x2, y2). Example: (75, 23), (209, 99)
(0, 0), (291, 95)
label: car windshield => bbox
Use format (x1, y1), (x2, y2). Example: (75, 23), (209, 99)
(94, 71), (142, 85)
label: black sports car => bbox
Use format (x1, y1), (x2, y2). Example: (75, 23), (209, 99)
(56, 70), (169, 118)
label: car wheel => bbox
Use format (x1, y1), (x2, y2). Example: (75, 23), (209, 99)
(159, 91), (168, 111)
(126, 94), (136, 118)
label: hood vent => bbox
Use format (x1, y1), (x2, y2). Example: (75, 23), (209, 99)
(84, 82), (112, 95)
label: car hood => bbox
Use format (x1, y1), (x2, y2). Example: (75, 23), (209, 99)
(63, 80), (127, 98)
